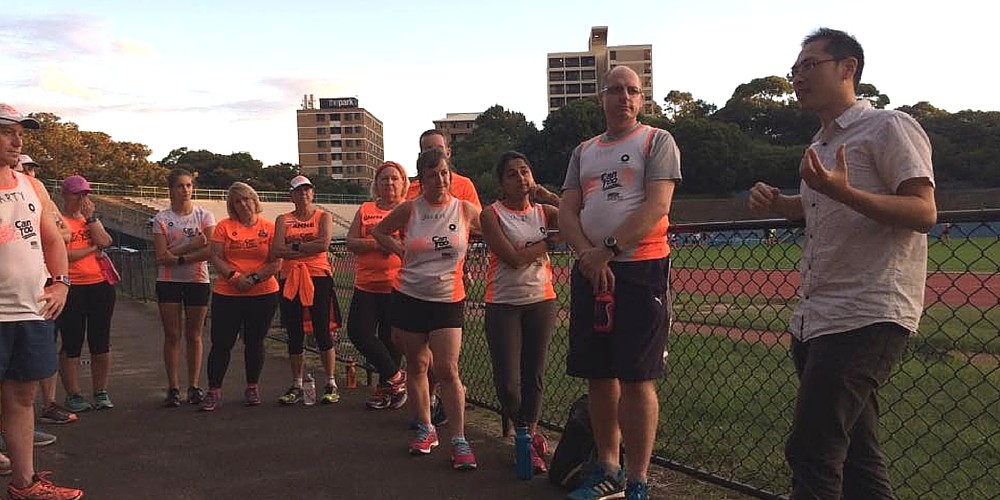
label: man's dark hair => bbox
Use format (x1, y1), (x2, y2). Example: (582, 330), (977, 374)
(167, 167), (194, 189)
(415, 148), (449, 180)
(418, 129), (448, 149)
(495, 151), (531, 182)
(803, 28), (864, 91)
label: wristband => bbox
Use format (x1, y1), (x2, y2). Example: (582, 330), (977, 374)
(291, 241), (301, 252)
(85, 216), (98, 225)
(177, 255), (186, 265)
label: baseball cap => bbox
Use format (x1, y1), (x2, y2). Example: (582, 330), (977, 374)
(18, 154), (38, 168)
(0, 104), (40, 129)
(62, 175), (92, 194)
(289, 175), (313, 191)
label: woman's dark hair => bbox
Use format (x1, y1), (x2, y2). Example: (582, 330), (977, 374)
(495, 151), (531, 182)
(415, 148), (449, 180)
(167, 168), (194, 189)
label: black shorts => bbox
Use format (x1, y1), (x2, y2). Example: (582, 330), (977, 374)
(567, 257), (671, 382)
(390, 290), (465, 334)
(156, 281), (211, 307)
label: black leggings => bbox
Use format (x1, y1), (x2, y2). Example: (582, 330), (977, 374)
(280, 276), (336, 355)
(484, 300), (556, 426)
(347, 289), (400, 383)
(56, 282), (116, 357)
(207, 293), (278, 388)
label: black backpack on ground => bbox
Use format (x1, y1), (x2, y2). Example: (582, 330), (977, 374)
(549, 394), (597, 490)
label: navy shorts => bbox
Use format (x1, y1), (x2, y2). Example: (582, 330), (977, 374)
(567, 257), (671, 381)
(156, 281), (211, 307)
(390, 290), (465, 334)
(0, 320), (59, 382)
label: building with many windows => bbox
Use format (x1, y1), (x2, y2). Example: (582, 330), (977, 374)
(432, 112), (481, 144)
(546, 26), (655, 115)
(296, 95), (384, 188)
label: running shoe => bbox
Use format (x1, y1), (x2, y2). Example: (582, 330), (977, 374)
(63, 394), (92, 413)
(450, 437), (477, 471)
(365, 385), (392, 410)
(38, 403), (77, 425)
(244, 386), (261, 406)
(93, 390), (114, 410)
(278, 386), (303, 405)
(566, 463), (625, 500)
(625, 480), (649, 500)
(387, 385), (408, 410)
(200, 389), (220, 412)
(33, 431), (57, 448)
(186, 386), (205, 405)
(7, 471), (83, 500)
(163, 387), (182, 408)
(408, 424), (438, 455)
(319, 384), (340, 404)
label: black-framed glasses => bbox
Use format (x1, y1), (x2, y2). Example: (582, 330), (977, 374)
(787, 58), (839, 80)
(602, 85), (643, 97)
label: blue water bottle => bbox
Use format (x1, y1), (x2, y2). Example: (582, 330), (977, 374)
(515, 425), (533, 480)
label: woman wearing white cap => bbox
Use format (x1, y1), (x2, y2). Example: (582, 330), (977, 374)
(56, 175), (117, 413)
(152, 168), (216, 408)
(270, 175), (341, 405)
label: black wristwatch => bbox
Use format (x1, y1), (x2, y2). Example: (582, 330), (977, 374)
(249, 273), (262, 284)
(603, 236), (622, 256)
(85, 216), (98, 225)
(291, 241), (301, 252)
(52, 275), (72, 287)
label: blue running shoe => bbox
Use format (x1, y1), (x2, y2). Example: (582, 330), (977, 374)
(566, 462), (625, 500)
(625, 480), (649, 500)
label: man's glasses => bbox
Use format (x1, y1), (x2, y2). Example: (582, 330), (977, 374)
(787, 58), (839, 81)
(602, 85), (643, 97)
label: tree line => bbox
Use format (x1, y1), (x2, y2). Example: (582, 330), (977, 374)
(21, 74), (999, 200)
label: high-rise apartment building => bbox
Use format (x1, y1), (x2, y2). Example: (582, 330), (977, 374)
(432, 112), (481, 144)
(546, 26), (655, 115)
(297, 95), (384, 187)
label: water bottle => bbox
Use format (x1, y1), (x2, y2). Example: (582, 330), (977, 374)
(594, 292), (615, 333)
(345, 357), (358, 389)
(515, 426), (533, 480)
(303, 374), (316, 406)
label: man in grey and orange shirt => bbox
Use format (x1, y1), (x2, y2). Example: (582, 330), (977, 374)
(560, 66), (681, 500)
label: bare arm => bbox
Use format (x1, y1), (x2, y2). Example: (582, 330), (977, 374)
(372, 202), (411, 258)
(748, 182), (805, 220)
(48, 200), (71, 244)
(557, 189), (593, 253)
(531, 184), (561, 207)
(298, 212), (333, 255)
(79, 196), (112, 248)
(800, 146), (936, 232)
(34, 180), (69, 319)
(152, 233), (178, 266)
(208, 240), (234, 278)
(464, 201), (482, 236)
(480, 206), (548, 268)
(345, 210), (380, 255)
(68, 246), (99, 262)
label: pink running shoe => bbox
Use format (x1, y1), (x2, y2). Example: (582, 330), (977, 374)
(409, 425), (439, 455)
(451, 438), (477, 471)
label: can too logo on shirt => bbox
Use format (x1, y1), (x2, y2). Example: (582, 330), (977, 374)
(432, 235), (452, 250)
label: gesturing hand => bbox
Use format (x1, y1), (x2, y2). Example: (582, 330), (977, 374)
(800, 145), (852, 202)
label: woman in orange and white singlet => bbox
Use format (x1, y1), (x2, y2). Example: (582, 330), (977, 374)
(480, 151), (559, 475)
(270, 176), (340, 406)
(346, 162), (409, 410)
(200, 182), (282, 411)
(152, 168), (216, 408)
(372, 148), (481, 471)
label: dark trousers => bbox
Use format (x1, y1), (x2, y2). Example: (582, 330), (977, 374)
(346, 289), (400, 383)
(484, 300), (556, 426)
(786, 322), (908, 500)
(280, 276), (335, 354)
(207, 293), (278, 388)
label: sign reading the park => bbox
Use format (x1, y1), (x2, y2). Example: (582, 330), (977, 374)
(319, 97), (359, 109)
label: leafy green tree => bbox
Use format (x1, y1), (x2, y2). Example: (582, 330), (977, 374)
(528, 98), (606, 186)
(857, 83), (890, 109)
(714, 76), (816, 145)
(662, 90), (717, 122)
(450, 104), (539, 181)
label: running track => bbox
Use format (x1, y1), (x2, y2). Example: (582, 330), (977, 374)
(671, 268), (999, 308)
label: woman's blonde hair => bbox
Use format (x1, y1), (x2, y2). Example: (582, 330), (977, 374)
(226, 182), (263, 220)
(370, 161), (410, 201)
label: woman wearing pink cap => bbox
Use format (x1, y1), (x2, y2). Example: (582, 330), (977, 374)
(346, 162), (409, 410)
(56, 175), (117, 413)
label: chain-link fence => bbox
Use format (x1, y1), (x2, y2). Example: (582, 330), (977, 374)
(108, 209), (1000, 499)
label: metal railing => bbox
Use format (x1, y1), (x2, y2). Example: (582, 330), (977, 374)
(107, 210), (1000, 499)
(41, 179), (369, 205)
